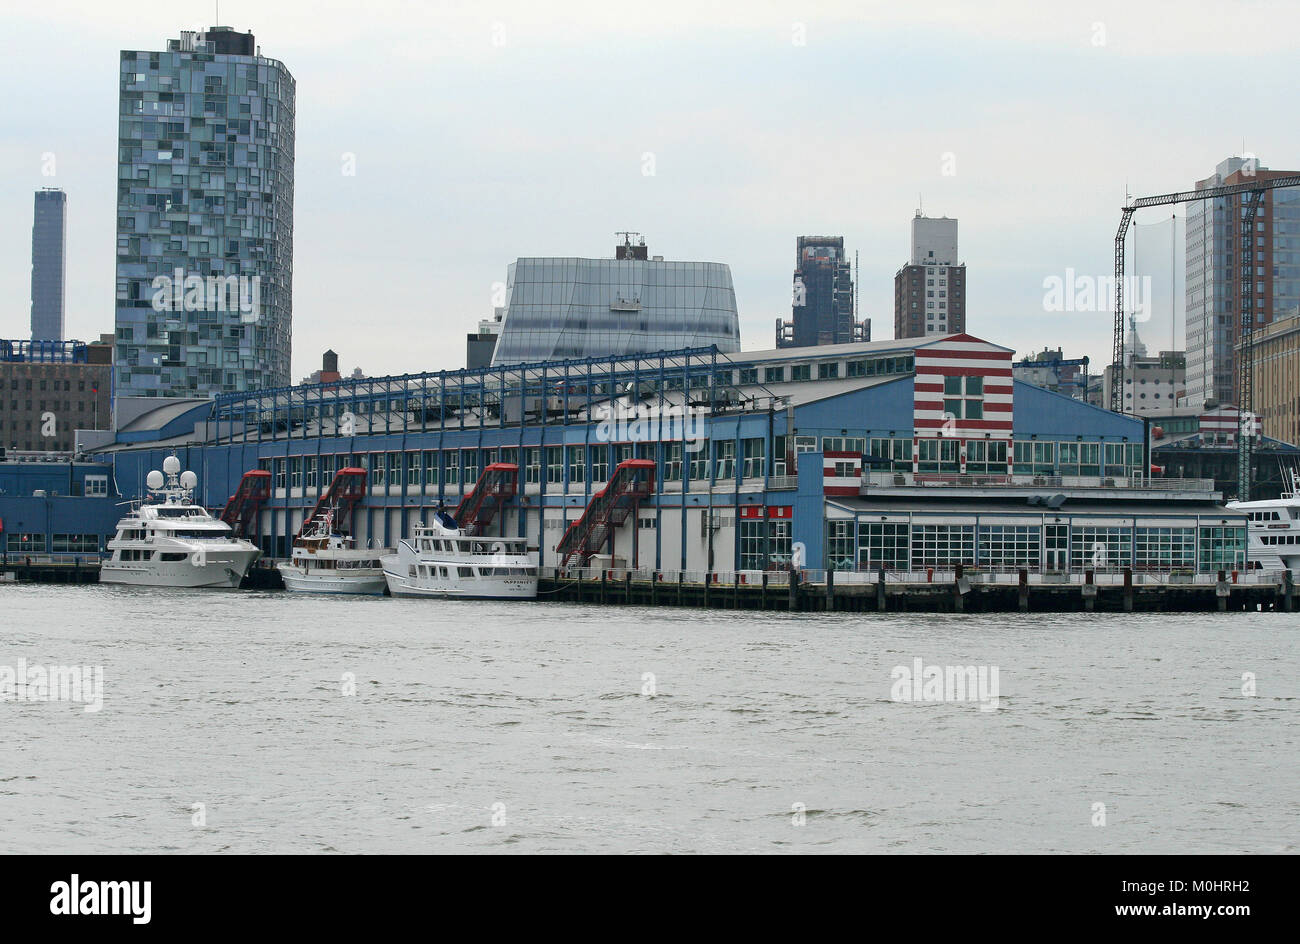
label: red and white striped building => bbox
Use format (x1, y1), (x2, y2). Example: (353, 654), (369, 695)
(912, 334), (1015, 474)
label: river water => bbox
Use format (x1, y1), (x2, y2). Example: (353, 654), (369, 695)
(1, 583), (1296, 854)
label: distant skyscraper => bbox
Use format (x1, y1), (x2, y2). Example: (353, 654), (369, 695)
(894, 212), (966, 339)
(115, 26), (295, 399)
(31, 188), (67, 341)
(776, 236), (866, 348)
(1185, 156), (1300, 407)
(490, 235), (740, 365)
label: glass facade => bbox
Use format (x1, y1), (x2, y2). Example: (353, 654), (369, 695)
(490, 257), (739, 365)
(115, 28), (295, 398)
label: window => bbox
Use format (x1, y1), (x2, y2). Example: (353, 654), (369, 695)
(6, 533), (46, 553)
(52, 534), (100, 553)
(826, 520), (855, 571)
(84, 475), (109, 497)
(1198, 526), (1245, 571)
(567, 446), (585, 485)
(664, 442), (682, 481)
(764, 366), (785, 383)
(1070, 526), (1131, 571)
(769, 519), (793, 568)
(910, 524), (974, 567)
(978, 525), (1041, 569)
(942, 375), (984, 419)
(590, 445), (608, 482)
(791, 364), (811, 382)
(1135, 527), (1195, 571)
(545, 446), (563, 485)
(740, 519), (766, 570)
(689, 445), (709, 482)
(714, 440), (736, 479)
(742, 438), (765, 478)
(858, 522), (909, 570)
(818, 362), (839, 379)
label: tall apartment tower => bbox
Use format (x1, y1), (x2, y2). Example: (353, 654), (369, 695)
(894, 212), (966, 339)
(115, 26), (295, 399)
(31, 188), (68, 341)
(1185, 156), (1300, 407)
(775, 236), (867, 348)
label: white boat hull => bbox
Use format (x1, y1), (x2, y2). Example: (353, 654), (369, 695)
(278, 564), (388, 595)
(100, 549), (260, 589)
(382, 567), (538, 600)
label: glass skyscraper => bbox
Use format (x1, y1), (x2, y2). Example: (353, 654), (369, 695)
(115, 26), (294, 399)
(490, 237), (740, 365)
(30, 188), (67, 342)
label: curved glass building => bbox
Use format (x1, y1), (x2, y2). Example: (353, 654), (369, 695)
(490, 238), (740, 365)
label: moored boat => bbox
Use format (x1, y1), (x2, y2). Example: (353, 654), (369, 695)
(381, 511), (537, 599)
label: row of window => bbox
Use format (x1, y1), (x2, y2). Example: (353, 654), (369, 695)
(832, 522), (1245, 572)
(5, 533), (103, 553)
(261, 439), (788, 491)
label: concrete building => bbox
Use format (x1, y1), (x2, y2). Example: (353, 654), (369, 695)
(1013, 348), (1089, 399)
(467, 308), (504, 369)
(775, 236), (867, 348)
(489, 235), (739, 365)
(115, 26), (295, 399)
(0, 337), (113, 455)
(31, 189), (68, 342)
(1185, 156), (1300, 407)
(895, 212), (966, 338)
(1102, 351), (1186, 416)
(1239, 309), (1300, 445)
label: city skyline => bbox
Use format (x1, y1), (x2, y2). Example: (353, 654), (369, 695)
(2, 1), (1298, 383)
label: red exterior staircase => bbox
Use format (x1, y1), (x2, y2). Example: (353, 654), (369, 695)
(219, 469), (271, 539)
(453, 462), (518, 536)
(297, 467), (368, 537)
(555, 458), (655, 570)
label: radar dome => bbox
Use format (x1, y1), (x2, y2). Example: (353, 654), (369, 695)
(162, 456), (181, 475)
(146, 470), (165, 490)
(179, 471), (198, 490)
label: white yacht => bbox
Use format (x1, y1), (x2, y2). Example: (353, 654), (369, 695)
(277, 512), (390, 595)
(381, 512), (538, 599)
(1227, 468), (1300, 573)
(101, 457), (261, 588)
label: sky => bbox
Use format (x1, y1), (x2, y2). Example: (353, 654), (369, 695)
(2, 0), (1297, 382)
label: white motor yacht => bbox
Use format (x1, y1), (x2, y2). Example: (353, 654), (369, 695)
(101, 456), (261, 588)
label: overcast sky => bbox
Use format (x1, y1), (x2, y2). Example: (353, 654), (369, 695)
(2, 0), (1297, 381)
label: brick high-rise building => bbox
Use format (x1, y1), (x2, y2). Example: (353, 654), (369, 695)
(1185, 156), (1300, 407)
(894, 212), (966, 339)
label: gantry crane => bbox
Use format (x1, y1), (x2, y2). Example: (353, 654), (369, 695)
(1112, 173), (1300, 499)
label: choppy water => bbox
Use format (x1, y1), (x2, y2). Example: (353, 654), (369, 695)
(1, 583), (1297, 854)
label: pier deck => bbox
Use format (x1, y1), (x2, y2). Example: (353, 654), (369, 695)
(537, 566), (1298, 614)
